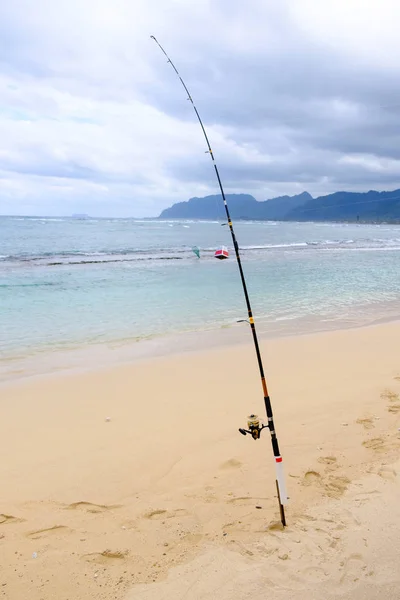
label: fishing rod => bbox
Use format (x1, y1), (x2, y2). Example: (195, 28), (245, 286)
(151, 35), (288, 526)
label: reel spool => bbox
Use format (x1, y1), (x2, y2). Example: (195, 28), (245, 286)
(238, 414), (267, 440)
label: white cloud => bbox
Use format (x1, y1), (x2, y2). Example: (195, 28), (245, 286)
(1, 0), (400, 216)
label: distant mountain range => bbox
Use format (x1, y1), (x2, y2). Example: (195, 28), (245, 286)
(159, 189), (400, 222)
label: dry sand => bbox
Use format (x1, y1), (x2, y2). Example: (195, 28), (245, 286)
(1, 322), (400, 599)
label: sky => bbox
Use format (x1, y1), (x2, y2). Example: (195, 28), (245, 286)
(1, 0), (400, 217)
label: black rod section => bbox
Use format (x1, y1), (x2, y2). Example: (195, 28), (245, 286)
(151, 35), (287, 525)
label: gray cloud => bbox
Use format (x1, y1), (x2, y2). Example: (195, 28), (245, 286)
(1, 0), (400, 216)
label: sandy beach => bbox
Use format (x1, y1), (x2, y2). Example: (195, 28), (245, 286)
(1, 322), (400, 599)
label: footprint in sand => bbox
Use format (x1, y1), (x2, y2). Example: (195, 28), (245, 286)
(324, 476), (350, 498)
(81, 550), (129, 564)
(340, 553), (367, 588)
(381, 390), (399, 402)
(0, 514), (24, 525)
(381, 389), (400, 413)
(362, 437), (389, 452)
(377, 467), (397, 480)
(143, 508), (187, 520)
(227, 496), (267, 506)
(302, 471), (322, 486)
(26, 525), (70, 539)
(301, 469), (349, 498)
(356, 417), (375, 430)
(219, 458), (242, 470)
(318, 456), (338, 466)
(203, 495), (219, 504)
(66, 501), (120, 514)
(144, 509), (167, 519)
(297, 514), (318, 522)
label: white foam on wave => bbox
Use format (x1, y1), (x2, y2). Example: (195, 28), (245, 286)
(241, 242), (308, 250)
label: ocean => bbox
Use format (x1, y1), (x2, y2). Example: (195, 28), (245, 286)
(1, 216), (400, 379)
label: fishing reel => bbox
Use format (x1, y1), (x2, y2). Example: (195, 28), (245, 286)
(238, 414), (268, 440)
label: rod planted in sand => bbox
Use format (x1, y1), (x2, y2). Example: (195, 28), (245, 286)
(151, 35), (288, 526)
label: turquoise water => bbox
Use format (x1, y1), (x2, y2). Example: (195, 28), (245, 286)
(1, 216), (400, 363)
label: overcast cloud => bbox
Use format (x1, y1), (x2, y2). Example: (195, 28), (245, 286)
(1, 0), (400, 216)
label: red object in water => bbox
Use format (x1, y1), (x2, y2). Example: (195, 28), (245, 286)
(214, 246), (229, 260)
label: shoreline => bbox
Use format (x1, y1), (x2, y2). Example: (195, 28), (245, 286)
(2, 299), (400, 385)
(3, 217), (400, 388)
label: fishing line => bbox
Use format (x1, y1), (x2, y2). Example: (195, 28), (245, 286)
(151, 35), (288, 526)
